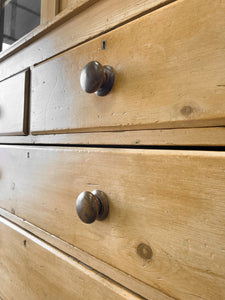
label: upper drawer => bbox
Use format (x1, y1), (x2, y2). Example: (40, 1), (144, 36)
(0, 71), (29, 135)
(0, 146), (225, 299)
(31, 0), (225, 134)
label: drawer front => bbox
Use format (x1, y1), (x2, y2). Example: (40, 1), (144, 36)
(0, 217), (139, 300)
(0, 146), (225, 299)
(31, 0), (225, 134)
(0, 71), (29, 135)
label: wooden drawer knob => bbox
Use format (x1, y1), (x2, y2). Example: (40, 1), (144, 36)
(76, 190), (109, 224)
(80, 61), (115, 96)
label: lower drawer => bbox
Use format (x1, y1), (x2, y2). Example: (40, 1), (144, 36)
(0, 217), (139, 300)
(0, 146), (225, 299)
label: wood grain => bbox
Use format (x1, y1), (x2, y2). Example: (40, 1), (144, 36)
(0, 0), (176, 81)
(0, 0), (98, 67)
(31, 0), (225, 134)
(0, 71), (29, 136)
(41, 0), (60, 24)
(0, 146), (224, 299)
(0, 127), (225, 146)
(0, 208), (172, 300)
(60, 0), (69, 12)
(0, 217), (141, 300)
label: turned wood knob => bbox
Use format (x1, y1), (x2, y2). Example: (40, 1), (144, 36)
(76, 190), (109, 224)
(80, 61), (115, 96)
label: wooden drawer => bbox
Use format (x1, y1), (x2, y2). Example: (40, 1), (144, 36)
(0, 71), (29, 136)
(31, 0), (225, 134)
(0, 146), (225, 299)
(0, 217), (138, 300)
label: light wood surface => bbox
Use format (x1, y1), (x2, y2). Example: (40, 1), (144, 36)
(0, 0), (176, 81)
(0, 146), (225, 299)
(0, 71), (29, 135)
(0, 0), (97, 66)
(0, 217), (141, 300)
(41, 0), (60, 24)
(60, 0), (69, 12)
(0, 127), (225, 146)
(31, 0), (225, 134)
(0, 208), (172, 300)
(0, 0), (224, 299)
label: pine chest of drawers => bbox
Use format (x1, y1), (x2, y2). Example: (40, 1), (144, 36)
(0, 0), (225, 299)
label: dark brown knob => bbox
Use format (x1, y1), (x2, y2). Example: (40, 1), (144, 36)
(80, 61), (115, 96)
(76, 190), (109, 224)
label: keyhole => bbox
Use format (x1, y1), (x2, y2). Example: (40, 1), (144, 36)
(102, 40), (106, 50)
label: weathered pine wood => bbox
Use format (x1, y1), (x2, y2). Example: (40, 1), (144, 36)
(0, 217), (141, 300)
(0, 0), (98, 67)
(0, 208), (172, 300)
(41, 0), (60, 24)
(0, 0), (176, 81)
(0, 71), (29, 135)
(0, 146), (224, 299)
(60, 0), (69, 11)
(0, 127), (225, 146)
(31, 0), (225, 134)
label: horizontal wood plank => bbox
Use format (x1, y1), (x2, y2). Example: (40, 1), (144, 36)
(0, 0), (98, 67)
(0, 71), (29, 135)
(0, 209), (171, 300)
(31, 0), (225, 133)
(0, 0), (176, 81)
(0, 217), (141, 300)
(0, 127), (225, 146)
(0, 146), (224, 299)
